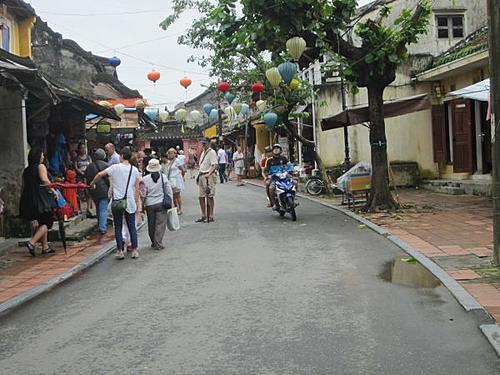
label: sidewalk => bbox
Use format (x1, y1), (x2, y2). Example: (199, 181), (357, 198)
(0, 227), (115, 308)
(246, 179), (500, 323)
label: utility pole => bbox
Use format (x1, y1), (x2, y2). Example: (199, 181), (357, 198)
(488, 0), (500, 265)
(340, 78), (351, 169)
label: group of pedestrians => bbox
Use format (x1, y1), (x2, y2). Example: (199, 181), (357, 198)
(19, 138), (247, 259)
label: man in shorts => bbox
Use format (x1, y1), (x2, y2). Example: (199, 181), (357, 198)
(196, 138), (218, 223)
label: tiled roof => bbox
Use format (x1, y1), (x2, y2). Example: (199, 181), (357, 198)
(432, 26), (488, 68)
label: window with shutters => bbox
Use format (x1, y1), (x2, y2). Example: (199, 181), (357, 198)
(0, 16), (12, 52)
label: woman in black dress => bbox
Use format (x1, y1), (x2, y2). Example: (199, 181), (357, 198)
(19, 147), (58, 256)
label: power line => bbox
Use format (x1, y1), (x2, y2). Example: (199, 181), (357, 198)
(37, 9), (167, 17)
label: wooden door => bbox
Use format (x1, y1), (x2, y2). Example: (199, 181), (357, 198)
(451, 99), (473, 173)
(431, 105), (447, 163)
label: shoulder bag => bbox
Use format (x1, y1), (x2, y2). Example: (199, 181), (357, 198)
(111, 166), (133, 214)
(160, 174), (172, 210)
(195, 150), (210, 184)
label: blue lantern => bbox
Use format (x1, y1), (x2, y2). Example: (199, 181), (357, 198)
(109, 56), (121, 67)
(209, 108), (218, 122)
(278, 62), (297, 85)
(144, 107), (158, 121)
(225, 92), (236, 104)
(240, 103), (250, 116)
(264, 112), (278, 128)
(203, 103), (214, 115)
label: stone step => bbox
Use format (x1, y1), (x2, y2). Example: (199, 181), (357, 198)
(48, 218), (98, 242)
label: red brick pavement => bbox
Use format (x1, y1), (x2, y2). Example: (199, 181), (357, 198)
(0, 230), (115, 305)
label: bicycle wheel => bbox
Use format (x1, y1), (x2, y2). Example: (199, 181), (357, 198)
(306, 178), (324, 195)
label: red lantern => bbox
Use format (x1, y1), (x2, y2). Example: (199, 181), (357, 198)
(251, 82), (265, 93)
(147, 70), (161, 83)
(217, 81), (231, 93)
(180, 76), (192, 89)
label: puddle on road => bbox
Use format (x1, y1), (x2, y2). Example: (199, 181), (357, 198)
(379, 258), (441, 289)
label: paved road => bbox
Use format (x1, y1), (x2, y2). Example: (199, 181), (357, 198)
(0, 180), (498, 374)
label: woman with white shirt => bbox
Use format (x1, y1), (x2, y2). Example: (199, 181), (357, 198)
(162, 148), (185, 215)
(141, 159), (173, 250)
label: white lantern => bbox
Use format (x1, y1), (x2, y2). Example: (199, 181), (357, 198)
(114, 103), (125, 115)
(159, 110), (168, 122)
(256, 100), (267, 112)
(286, 37), (307, 61)
(266, 67), (282, 88)
(190, 110), (202, 123)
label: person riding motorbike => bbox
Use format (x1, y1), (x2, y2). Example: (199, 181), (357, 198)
(265, 144), (289, 209)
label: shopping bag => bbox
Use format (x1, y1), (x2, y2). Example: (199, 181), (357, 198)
(166, 208), (180, 231)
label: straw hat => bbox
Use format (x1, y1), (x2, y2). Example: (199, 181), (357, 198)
(146, 158), (162, 173)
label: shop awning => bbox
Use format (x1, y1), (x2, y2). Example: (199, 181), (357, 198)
(321, 94), (432, 131)
(448, 79), (489, 102)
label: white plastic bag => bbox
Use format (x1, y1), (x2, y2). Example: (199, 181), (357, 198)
(167, 208), (180, 232)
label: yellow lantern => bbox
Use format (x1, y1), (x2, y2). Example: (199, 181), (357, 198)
(224, 106), (235, 119)
(175, 108), (187, 122)
(99, 101), (111, 108)
(159, 110), (169, 122)
(289, 79), (300, 90)
(190, 110), (201, 123)
(135, 99), (146, 109)
(266, 67), (282, 88)
(114, 103), (125, 115)
(256, 100), (266, 112)
(286, 37), (307, 61)
(233, 102), (242, 115)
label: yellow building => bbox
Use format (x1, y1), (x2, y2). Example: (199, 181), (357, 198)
(0, 1), (36, 57)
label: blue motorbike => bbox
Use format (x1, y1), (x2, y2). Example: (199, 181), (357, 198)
(272, 168), (298, 221)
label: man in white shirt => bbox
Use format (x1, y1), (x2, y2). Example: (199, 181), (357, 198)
(196, 138), (218, 223)
(216, 144), (228, 184)
(90, 147), (142, 259)
(233, 146), (245, 186)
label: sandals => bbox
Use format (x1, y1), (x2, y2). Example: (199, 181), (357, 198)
(26, 242), (36, 257)
(41, 247), (55, 255)
(195, 217), (207, 223)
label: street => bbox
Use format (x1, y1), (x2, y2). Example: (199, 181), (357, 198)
(0, 180), (498, 374)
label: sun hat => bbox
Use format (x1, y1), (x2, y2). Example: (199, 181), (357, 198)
(200, 137), (210, 144)
(146, 158), (162, 173)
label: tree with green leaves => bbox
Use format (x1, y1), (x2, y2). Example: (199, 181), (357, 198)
(162, 0), (432, 211)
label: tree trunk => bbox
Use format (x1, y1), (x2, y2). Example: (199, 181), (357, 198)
(366, 84), (398, 211)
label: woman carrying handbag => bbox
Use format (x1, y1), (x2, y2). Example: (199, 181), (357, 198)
(141, 159), (173, 250)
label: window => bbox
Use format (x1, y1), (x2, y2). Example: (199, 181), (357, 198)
(436, 15), (464, 39)
(0, 17), (12, 52)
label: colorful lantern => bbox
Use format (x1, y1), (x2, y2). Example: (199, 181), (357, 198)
(159, 110), (169, 122)
(135, 99), (146, 108)
(224, 106), (235, 119)
(256, 99), (267, 112)
(180, 76), (192, 89)
(114, 103), (125, 115)
(233, 102), (242, 114)
(217, 81), (231, 93)
(99, 101), (111, 108)
(175, 108), (187, 122)
(251, 82), (265, 93)
(145, 108), (158, 121)
(225, 92), (236, 104)
(289, 79), (300, 90)
(147, 70), (161, 83)
(209, 108), (218, 122)
(278, 62), (297, 85)
(240, 103), (250, 116)
(264, 112), (278, 128)
(203, 103), (214, 115)
(266, 67), (282, 88)
(286, 37), (307, 61)
(109, 56), (121, 67)
(190, 110), (201, 123)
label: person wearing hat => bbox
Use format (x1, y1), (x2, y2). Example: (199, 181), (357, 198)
(85, 148), (111, 235)
(141, 159), (173, 250)
(196, 137), (218, 223)
(264, 144), (289, 209)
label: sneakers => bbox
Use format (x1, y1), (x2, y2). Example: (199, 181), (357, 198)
(115, 250), (125, 260)
(131, 250), (139, 259)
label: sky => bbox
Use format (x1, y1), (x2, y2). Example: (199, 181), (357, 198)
(26, 0), (373, 109)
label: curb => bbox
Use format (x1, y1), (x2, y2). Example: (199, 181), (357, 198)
(0, 222), (146, 316)
(246, 180), (500, 356)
